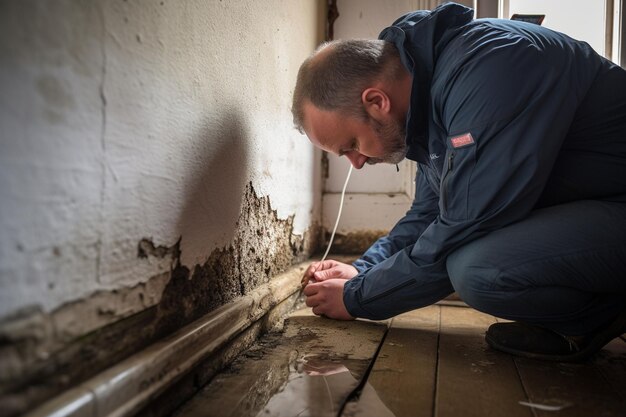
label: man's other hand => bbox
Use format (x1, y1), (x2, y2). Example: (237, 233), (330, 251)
(300, 260), (358, 288)
(303, 279), (355, 320)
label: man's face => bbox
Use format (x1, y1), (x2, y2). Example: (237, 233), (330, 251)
(302, 102), (407, 169)
(366, 117), (407, 165)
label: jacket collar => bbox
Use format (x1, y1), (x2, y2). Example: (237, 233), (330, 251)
(378, 3), (474, 163)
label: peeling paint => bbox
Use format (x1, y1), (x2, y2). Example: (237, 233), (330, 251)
(0, 183), (320, 417)
(137, 238), (180, 260)
(154, 182), (319, 333)
(0, 1), (325, 415)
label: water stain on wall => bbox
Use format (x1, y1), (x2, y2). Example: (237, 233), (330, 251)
(0, 183), (320, 417)
(324, 229), (387, 254)
(155, 182), (317, 334)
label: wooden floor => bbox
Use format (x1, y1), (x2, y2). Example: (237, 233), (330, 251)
(174, 305), (626, 417)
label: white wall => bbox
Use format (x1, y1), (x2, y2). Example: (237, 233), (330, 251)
(504, 0), (610, 57)
(0, 3), (327, 413)
(0, 0), (322, 321)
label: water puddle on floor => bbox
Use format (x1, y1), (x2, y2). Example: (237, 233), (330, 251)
(173, 311), (393, 417)
(255, 354), (395, 417)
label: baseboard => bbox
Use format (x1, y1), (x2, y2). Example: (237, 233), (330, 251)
(24, 262), (309, 417)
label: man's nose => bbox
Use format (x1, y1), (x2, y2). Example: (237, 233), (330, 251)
(345, 151), (367, 169)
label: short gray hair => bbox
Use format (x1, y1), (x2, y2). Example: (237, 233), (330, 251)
(291, 39), (403, 132)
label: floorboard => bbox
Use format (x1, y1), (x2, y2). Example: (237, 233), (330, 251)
(515, 343), (626, 416)
(434, 307), (533, 417)
(171, 305), (626, 417)
(596, 337), (626, 402)
(342, 305), (440, 417)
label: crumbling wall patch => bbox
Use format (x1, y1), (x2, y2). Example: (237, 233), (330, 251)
(0, 182), (320, 417)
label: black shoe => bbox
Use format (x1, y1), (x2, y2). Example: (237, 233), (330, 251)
(485, 310), (626, 362)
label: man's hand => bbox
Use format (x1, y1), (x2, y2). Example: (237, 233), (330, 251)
(303, 279), (355, 320)
(300, 260), (358, 288)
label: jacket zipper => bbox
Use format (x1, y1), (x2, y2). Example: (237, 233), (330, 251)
(442, 152), (455, 212)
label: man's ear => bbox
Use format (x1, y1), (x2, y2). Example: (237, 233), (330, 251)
(361, 87), (391, 120)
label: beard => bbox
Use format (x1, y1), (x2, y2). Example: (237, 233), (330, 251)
(367, 118), (408, 165)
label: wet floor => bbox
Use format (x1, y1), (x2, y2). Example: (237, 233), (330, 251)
(256, 354), (369, 417)
(252, 353), (396, 417)
(173, 308), (388, 417)
(173, 306), (626, 417)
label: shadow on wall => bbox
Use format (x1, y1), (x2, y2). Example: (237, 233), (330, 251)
(177, 109), (250, 268)
(0, 108), (319, 417)
(0, 112), (251, 417)
(155, 107), (314, 334)
(157, 109), (251, 331)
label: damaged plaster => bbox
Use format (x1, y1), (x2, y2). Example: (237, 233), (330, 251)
(0, 1), (327, 416)
(324, 230), (387, 255)
(0, 184), (320, 417)
(155, 182), (319, 332)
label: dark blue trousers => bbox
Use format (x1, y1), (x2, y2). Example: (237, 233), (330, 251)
(446, 199), (626, 336)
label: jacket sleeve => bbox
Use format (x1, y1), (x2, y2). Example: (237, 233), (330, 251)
(343, 32), (600, 319)
(352, 164), (439, 272)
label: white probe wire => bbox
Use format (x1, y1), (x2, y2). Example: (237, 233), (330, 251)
(320, 164), (353, 263)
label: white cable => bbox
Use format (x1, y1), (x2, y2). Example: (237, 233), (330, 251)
(320, 164), (353, 262)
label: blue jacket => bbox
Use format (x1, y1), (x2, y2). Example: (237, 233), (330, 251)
(344, 3), (626, 319)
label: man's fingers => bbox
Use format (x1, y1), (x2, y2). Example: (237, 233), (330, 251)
(304, 286), (323, 308)
(301, 260), (353, 294)
(303, 262), (319, 278)
(301, 262), (321, 286)
(319, 260), (337, 270)
(304, 279), (354, 321)
(302, 282), (319, 296)
(312, 269), (332, 281)
(313, 266), (348, 281)
(304, 283), (328, 310)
